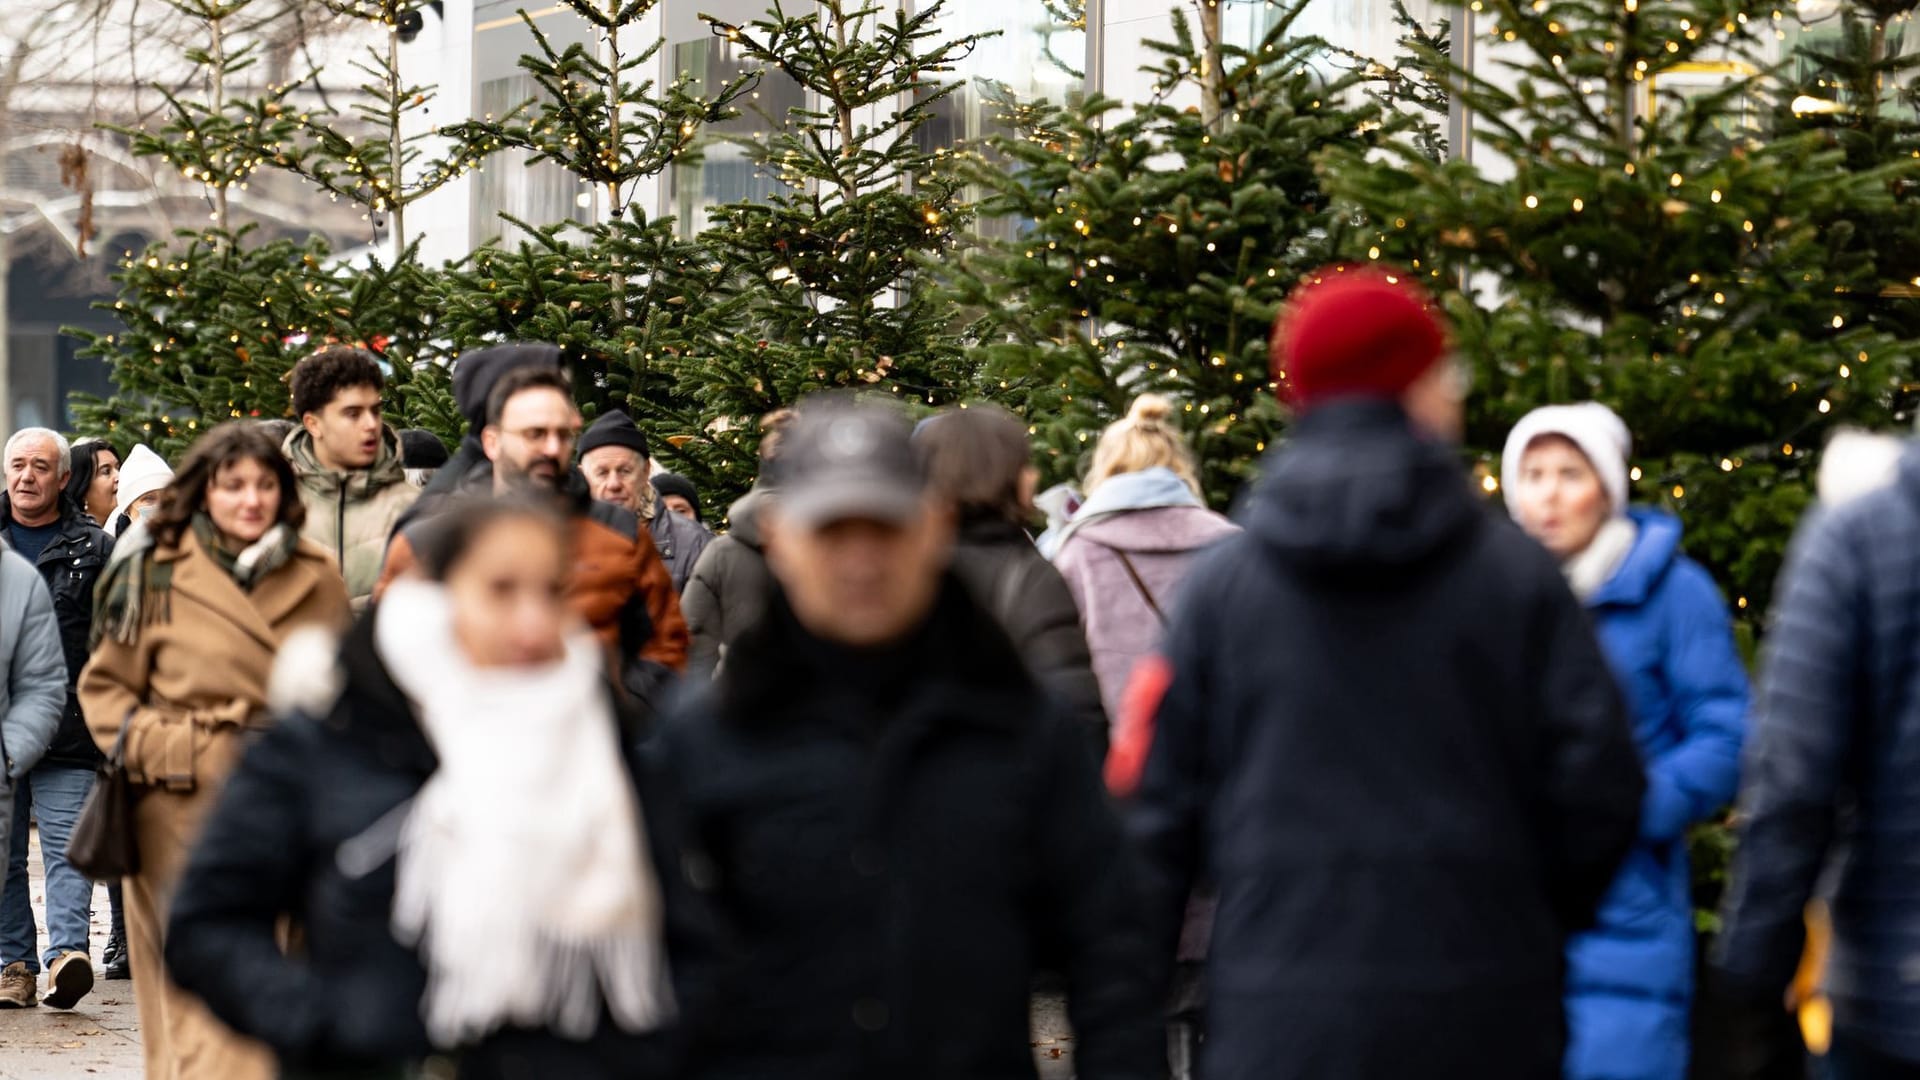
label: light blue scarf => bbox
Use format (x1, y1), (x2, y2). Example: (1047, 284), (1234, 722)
(1037, 466), (1205, 559)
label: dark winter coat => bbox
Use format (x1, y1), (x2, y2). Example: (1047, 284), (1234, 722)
(1565, 509), (1749, 1080)
(652, 577), (1163, 1080)
(0, 493), (111, 766)
(1123, 401), (1646, 1080)
(680, 488), (776, 680)
(163, 612), (712, 1080)
(1714, 443), (1920, 1065)
(948, 514), (1108, 757)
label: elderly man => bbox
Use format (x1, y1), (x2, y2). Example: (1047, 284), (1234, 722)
(0, 428), (114, 1010)
(577, 410), (711, 593)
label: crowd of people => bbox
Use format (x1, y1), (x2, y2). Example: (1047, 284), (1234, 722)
(0, 268), (1913, 1080)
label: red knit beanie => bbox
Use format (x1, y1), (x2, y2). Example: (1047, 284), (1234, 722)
(1270, 266), (1449, 411)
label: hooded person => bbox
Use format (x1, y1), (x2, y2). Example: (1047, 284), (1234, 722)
(109, 445), (173, 539)
(1119, 266), (1645, 1080)
(681, 408), (794, 679)
(1501, 402), (1748, 1080)
(576, 411), (712, 594)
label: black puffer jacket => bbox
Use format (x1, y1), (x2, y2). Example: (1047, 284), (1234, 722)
(164, 613), (715, 1080)
(1125, 401), (1645, 1080)
(0, 494), (110, 766)
(653, 578), (1162, 1080)
(949, 514), (1108, 758)
(680, 487), (776, 679)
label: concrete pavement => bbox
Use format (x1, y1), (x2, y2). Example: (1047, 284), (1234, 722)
(0, 827), (141, 1080)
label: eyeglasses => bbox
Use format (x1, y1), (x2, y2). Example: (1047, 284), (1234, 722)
(502, 426), (581, 447)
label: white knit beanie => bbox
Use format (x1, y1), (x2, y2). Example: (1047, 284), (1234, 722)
(1500, 402), (1632, 519)
(111, 444), (174, 531)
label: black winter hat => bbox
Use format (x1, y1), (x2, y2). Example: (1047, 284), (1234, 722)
(577, 409), (650, 463)
(651, 472), (701, 520)
(452, 343), (564, 430)
(400, 428), (450, 470)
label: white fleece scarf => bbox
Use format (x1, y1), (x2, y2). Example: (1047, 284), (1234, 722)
(1561, 516), (1638, 602)
(375, 580), (673, 1046)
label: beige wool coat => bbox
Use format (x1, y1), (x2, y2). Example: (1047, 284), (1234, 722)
(80, 527), (350, 1080)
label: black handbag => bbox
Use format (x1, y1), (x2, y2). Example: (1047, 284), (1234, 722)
(67, 722), (140, 880)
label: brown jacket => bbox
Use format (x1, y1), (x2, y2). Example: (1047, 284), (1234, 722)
(377, 496), (689, 674)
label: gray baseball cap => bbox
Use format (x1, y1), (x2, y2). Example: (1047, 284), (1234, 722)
(771, 396), (927, 527)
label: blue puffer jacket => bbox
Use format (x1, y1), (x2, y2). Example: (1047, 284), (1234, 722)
(1565, 509), (1749, 1080)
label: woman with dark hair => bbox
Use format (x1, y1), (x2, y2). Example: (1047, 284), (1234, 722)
(64, 439), (120, 529)
(78, 422), (351, 1080)
(914, 405), (1107, 757)
(167, 499), (695, 1079)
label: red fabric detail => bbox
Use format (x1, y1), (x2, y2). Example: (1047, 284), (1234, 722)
(1269, 265), (1448, 409)
(1106, 654), (1175, 798)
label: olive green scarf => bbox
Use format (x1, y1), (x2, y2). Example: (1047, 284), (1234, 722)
(92, 514), (300, 647)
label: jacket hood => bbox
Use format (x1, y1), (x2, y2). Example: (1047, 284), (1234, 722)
(285, 424), (409, 499)
(726, 486), (771, 550)
(1586, 508), (1683, 609)
(1037, 467), (1208, 557)
(1242, 400), (1481, 574)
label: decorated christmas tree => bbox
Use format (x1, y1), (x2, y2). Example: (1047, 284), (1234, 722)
(645, 0), (989, 501)
(1322, 0), (1920, 620)
(67, 0), (479, 456)
(433, 0), (751, 432)
(946, 3), (1394, 506)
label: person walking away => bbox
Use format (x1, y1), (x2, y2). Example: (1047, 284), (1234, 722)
(379, 366), (688, 698)
(109, 444), (173, 538)
(0, 429), (114, 1010)
(0, 537), (67, 1009)
(1117, 268), (1645, 1080)
(1712, 434), (1920, 1080)
(682, 408), (793, 679)
(66, 439), (120, 528)
(79, 423), (351, 1080)
(914, 404), (1107, 756)
(1040, 394), (1238, 735)
(400, 428), (449, 489)
(1503, 403), (1749, 1080)
(654, 397), (1162, 1080)
(578, 410), (712, 593)
(283, 346), (420, 609)
(168, 499), (703, 1079)
(652, 474), (704, 526)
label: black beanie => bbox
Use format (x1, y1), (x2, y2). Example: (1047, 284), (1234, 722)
(577, 409), (650, 462)
(453, 343), (564, 430)
(651, 472), (700, 520)
(400, 428), (450, 470)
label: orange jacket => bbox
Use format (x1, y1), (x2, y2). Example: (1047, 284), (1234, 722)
(377, 499), (688, 674)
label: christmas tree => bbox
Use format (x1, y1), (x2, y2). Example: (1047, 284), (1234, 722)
(1322, 0), (1920, 620)
(67, 0), (479, 456)
(434, 0), (752, 433)
(645, 0), (990, 502)
(946, 2), (1396, 507)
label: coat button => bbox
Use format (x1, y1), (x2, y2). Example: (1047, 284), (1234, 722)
(852, 997), (888, 1032)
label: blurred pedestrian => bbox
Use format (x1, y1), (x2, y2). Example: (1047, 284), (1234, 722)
(651, 473), (703, 525)
(1119, 268), (1645, 1080)
(79, 422), (351, 1080)
(108, 444), (172, 538)
(915, 404), (1107, 756)
(0, 538), (67, 1009)
(578, 411), (712, 592)
(413, 342), (565, 502)
(682, 408), (793, 679)
(1040, 394), (1237, 732)
(380, 366), (688, 703)
(400, 427), (450, 489)
(168, 499), (695, 1079)
(283, 346), (420, 609)
(65, 439), (119, 529)
(1503, 402), (1749, 1080)
(253, 418), (296, 449)
(654, 397), (1161, 1080)
(1713, 434), (1920, 1078)
(0, 428), (113, 1010)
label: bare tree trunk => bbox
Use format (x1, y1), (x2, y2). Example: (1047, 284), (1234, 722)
(388, 19), (405, 258)
(211, 8), (231, 232)
(1198, 0), (1224, 130)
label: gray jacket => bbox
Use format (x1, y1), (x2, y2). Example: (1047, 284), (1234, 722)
(682, 488), (774, 679)
(651, 505), (714, 595)
(0, 541), (70, 846)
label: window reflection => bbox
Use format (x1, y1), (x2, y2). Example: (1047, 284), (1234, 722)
(669, 37), (806, 239)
